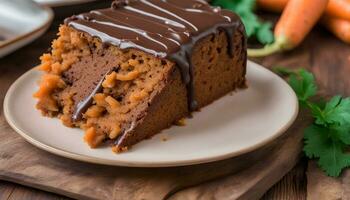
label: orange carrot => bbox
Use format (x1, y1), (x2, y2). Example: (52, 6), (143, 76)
(322, 17), (350, 43)
(257, 0), (350, 21)
(257, 0), (350, 44)
(325, 0), (350, 21)
(248, 0), (329, 57)
(256, 0), (288, 13)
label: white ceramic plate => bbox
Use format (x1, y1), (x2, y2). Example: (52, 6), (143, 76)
(34, 0), (96, 7)
(4, 61), (298, 167)
(0, 0), (53, 58)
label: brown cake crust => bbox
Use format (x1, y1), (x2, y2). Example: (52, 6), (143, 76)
(113, 28), (246, 152)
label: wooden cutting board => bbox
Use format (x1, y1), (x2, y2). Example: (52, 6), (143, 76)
(0, 88), (309, 200)
(307, 161), (350, 200)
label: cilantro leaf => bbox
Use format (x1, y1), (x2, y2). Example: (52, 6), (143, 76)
(273, 67), (295, 76)
(308, 102), (324, 121)
(275, 67), (350, 177)
(210, 0), (274, 44)
(274, 67), (317, 107)
(274, 68), (317, 103)
(290, 69), (317, 102)
(332, 125), (350, 145)
(321, 96), (350, 126)
(303, 125), (329, 158)
(304, 124), (350, 177)
(318, 145), (350, 177)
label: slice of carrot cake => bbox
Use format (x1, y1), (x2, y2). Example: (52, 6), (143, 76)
(34, 0), (247, 152)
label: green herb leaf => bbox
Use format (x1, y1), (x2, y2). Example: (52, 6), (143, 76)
(210, 0), (274, 44)
(279, 68), (317, 106)
(273, 67), (295, 76)
(320, 96), (350, 126)
(275, 68), (317, 103)
(304, 125), (350, 177)
(332, 125), (350, 145)
(303, 125), (329, 158)
(276, 67), (350, 177)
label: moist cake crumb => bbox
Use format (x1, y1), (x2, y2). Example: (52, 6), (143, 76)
(161, 135), (168, 142)
(175, 118), (186, 126)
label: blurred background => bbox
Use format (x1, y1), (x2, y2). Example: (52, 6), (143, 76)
(0, 0), (111, 59)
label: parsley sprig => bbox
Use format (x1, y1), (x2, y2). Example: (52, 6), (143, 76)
(275, 67), (350, 177)
(211, 0), (274, 44)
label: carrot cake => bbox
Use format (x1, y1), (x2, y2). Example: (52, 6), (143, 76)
(34, 0), (247, 152)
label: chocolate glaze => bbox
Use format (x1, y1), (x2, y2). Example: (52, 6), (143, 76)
(66, 0), (244, 111)
(72, 69), (116, 121)
(65, 0), (246, 143)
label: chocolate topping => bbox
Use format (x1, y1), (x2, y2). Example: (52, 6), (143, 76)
(65, 0), (245, 120)
(111, 0), (135, 9)
(71, 69), (116, 121)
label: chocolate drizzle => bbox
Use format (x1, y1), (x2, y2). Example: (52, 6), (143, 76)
(65, 0), (245, 120)
(111, 0), (135, 9)
(72, 69), (116, 121)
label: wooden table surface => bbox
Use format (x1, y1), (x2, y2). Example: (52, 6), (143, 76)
(0, 3), (349, 200)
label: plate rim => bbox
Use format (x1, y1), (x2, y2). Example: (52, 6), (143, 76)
(0, 5), (54, 49)
(34, 0), (96, 7)
(3, 61), (299, 167)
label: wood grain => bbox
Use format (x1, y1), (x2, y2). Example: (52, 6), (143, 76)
(0, 164), (308, 200)
(0, 98), (306, 200)
(0, 181), (15, 200)
(262, 160), (307, 200)
(307, 161), (350, 200)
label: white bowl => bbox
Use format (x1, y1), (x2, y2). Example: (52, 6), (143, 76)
(0, 0), (53, 58)
(33, 0), (96, 7)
